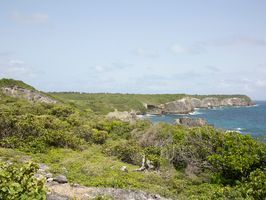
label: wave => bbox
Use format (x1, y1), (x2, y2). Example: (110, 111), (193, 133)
(189, 110), (203, 115)
(144, 114), (156, 117)
(247, 104), (259, 108)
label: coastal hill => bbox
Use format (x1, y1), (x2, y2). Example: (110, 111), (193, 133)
(50, 92), (252, 115)
(0, 78), (58, 104)
(0, 78), (265, 200)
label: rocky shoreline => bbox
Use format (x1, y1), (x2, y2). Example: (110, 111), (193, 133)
(146, 97), (253, 115)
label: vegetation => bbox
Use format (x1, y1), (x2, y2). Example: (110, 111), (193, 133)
(50, 92), (251, 114)
(0, 161), (46, 200)
(0, 79), (265, 199)
(0, 78), (36, 91)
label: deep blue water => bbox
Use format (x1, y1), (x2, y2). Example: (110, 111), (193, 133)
(145, 101), (266, 136)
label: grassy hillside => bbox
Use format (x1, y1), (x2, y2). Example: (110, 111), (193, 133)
(50, 92), (251, 114)
(0, 78), (36, 91)
(0, 79), (264, 200)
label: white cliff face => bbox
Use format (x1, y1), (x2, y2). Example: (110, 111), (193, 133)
(200, 98), (220, 108)
(1, 86), (57, 104)
(162, 98), (194, 114)
(147, 97), (252, 114)
(221, 97), (250, 106)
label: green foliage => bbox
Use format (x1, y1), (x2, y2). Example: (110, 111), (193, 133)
(144, 146), (161, 169)
(237, 169), (266, 200)
(91, 129), (108, 144)
(0, 97), (87, 152)
(103, 140), (142, 165)
(0, 78), (36, 91)
(208, 132), (265, 184)
(96, 120), (133, 139)
(50, 92), (251, 114)
(0, 161), (46, 200)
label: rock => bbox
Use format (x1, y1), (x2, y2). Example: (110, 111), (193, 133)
(35, 173), (45, 180)
(47, 178), (54, 182)
(53, 175), (68, 184)
(46, 194), (69, 200)
(146, 96), (252, 115)
(221, 97), (252, 106)
(175, 117), (208, 127)
(1, 86), (57, 104)
(200, 97), (220, 108)
(120, 166), (128, 172)
(46, 172), (53, 179)
(162, 98), (194, 114)
(39, 163), (50, 172)
(146, 104), (163, 115)
(46, 182), (171, 200)
(106, 109), (137, 123)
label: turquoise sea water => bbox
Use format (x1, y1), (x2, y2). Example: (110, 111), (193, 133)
(145, 101), (266, 137)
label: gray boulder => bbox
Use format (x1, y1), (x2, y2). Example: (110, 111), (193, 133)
(175, 117), (208, 127)
(53, 175), (68, 184)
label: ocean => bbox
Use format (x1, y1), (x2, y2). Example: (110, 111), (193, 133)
(144, 101), (266, 137)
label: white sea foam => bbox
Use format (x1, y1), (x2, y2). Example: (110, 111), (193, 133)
(189, 110), (202, 115)
(145, 114), (156, 117)
(137, 115), (144, 119)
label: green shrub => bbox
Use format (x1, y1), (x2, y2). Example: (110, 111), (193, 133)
(144, 146), (161, 169)
(97, 120), (133, 139)
(208, 132), (265, 184)
(103, 140), (142, 165)
(238, 169), (266, 200)
(0, 161), (46, 200)
(91, 129), (108, 144)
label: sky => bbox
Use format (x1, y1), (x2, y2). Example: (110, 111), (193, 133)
(0, 0), (266, 100)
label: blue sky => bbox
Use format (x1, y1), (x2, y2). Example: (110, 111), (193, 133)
(1, 0), (266, 99)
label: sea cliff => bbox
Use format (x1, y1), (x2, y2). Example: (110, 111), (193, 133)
(147, 97), (253, 115)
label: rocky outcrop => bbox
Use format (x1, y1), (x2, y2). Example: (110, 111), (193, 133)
(106, 109), (137, 123)
(147, 97), (252, 115)
(1, 86), (57, 104)
(174, 117), (208, 127)
(34, 162), (169, 200)
(163, 98), (194, 114)
(47, 183), (171, 200)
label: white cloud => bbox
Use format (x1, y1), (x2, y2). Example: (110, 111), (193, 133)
(10, 11), (49, 25)
(92, 62), (132, 73)
(170, 35), (266, 56)
(255, 80), (266, 87)
(133, 48), (159, 57)
(94, 65), (104, 72)
(207, 35), (266, 47)
(170, 43), (205, 55)
(0, 57), (38, 80)
(9, 60), (25, 65)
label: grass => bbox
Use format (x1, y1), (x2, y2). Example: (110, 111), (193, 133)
(0, 78), (36, 91)
(0, 146), (180, 198)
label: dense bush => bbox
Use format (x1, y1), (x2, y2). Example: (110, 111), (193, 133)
(96, 120), (133, 139)
(0, 161), (46, 200)
(237, 169), (266, 199)
(91, 129), (108, 144)
(0, 100), (85, 152)
(103, 140), (142, 165)
(208, 132), (266, 184)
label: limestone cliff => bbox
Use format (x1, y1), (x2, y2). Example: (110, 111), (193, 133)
(147, 96), (253, 115)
